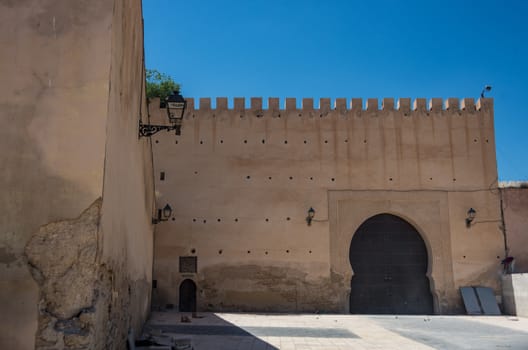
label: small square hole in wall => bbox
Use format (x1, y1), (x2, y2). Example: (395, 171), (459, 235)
(179, 256), (197, 273)
(160, 172), (165, 181)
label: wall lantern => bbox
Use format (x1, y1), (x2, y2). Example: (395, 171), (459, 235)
(466, 207), (476, 228)
(480, 85), (492, 98)
(139, 91), (187, 138)
(152, 204), (172, 224)
(306, 207), (316, 226)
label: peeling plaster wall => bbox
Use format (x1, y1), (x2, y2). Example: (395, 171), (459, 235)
(0, 0), (153, 348)
(151, 97), (503, 314)
(501, 187), (528, 272)
(25, 200), (103, 349)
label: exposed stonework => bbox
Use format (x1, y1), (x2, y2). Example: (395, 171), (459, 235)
(24, 198), (151, 349)
(25, 199), (101, 349)
(26, 199), (101, 320)
(30, 261), (139, 350)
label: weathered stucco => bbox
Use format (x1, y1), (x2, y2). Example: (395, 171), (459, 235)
(151, 97), (504, 314)
(197, 263), (343, 312)
(0, 0), (154, 348)
(25, 199), (102, 348)
(501, 186), (528, 272)
(0, 1), (112, 347)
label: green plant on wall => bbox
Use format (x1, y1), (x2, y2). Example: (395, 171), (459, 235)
(146, 69), (180, 101)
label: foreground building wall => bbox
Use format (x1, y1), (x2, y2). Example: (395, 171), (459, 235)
(501, 185), (528, 273)
(151, 97), (504, 314)
(0, 0), (153, 348)
(98, 0), (155, 338)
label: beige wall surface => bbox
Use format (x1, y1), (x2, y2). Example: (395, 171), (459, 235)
(0, 1), (112, 348)
(99, 0), (155, 338)
(501, 187), (528, 272)
(502, 273), (528, 317)
(151, 97), (503, 314)
(0, 0), (154, 348)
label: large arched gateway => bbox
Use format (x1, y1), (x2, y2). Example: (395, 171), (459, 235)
(349, 213), (433, 314)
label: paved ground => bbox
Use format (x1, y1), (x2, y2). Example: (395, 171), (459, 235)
(143, 312), (528, 349)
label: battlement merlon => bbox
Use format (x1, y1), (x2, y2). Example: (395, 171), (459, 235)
(149, 97), (493, 115)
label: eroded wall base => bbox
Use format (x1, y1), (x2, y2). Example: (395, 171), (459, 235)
(196, 264), (345, 313)
(25, 199), (150, 349)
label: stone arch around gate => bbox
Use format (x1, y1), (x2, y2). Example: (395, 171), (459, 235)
(348, 212), (434, 314)
(328, 191), (455, 314)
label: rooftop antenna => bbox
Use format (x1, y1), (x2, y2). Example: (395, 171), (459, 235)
(480, 85), (492, 98)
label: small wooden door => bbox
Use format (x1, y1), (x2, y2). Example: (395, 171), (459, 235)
(179, 279), (197, 312)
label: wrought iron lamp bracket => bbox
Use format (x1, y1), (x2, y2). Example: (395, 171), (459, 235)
(139, 120), (181, 138)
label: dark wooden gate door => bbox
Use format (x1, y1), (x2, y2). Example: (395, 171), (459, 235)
(349, 214), (433, 314)
(179, 279), (197, 312)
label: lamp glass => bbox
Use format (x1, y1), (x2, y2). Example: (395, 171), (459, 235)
(167, 101), (185, 111)
(467, 208), (476, 220)
(166, 91), (186, 122)
(162, 204), (172, 219)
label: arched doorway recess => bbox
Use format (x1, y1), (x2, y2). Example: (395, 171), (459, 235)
(349, 213), (433, 314)
(179, 279), (197, 312)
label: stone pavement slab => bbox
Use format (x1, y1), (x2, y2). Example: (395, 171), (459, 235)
(143, 312), (528, 350)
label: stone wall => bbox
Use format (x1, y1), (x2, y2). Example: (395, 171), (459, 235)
(150, 97), (504, 314)
(501, 185), (528, 272)
(0, 0), (153, 348)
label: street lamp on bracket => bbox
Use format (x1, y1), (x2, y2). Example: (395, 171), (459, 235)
(152, 204), (172, 224)
(139, 91), (187, 138)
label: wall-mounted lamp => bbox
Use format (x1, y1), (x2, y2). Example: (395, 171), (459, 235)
(139, 91), (187, 138)
(466, 207), (476, 228)
(306, 207), (315, 226)
(480, 85), (492, 98)
(152, 204), (172, 224)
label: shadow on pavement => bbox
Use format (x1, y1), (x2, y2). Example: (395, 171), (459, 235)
(144, 312), (279, 349)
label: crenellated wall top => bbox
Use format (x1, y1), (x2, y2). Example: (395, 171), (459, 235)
(151, 97), (493, 113)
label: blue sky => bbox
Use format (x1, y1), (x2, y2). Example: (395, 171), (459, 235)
(143, 0), (528, 181)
